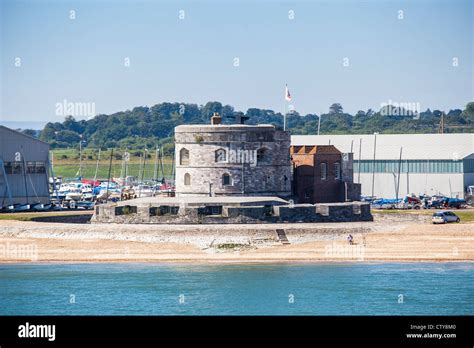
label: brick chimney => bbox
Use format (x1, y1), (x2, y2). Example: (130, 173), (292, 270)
(211, 112), (222, 125)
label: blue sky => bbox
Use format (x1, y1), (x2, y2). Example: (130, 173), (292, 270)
(0, 0), (473, 123)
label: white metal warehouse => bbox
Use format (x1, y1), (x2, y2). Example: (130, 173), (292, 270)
(291, 133), (474, 199)
(0, 126), (51, 207)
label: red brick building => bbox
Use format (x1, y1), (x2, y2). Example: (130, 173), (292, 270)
(291, 145), (361, 203)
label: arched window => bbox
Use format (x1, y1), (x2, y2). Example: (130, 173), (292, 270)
(334, 162), (341, 180)
(262, 175), (270, 188)
(215, 148), (227, 163)
(184, 173), (191, 186)
(222, 173), (232, 186)
(180, 148), (189, 165)
(320, 162), (327, 180)
(257, 147), (270, 164)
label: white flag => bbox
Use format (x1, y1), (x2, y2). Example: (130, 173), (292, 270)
(285, 84), (292, 102)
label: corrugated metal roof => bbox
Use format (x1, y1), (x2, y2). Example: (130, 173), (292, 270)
(291, 133), (474, 160)
(0, 125), (49, 146)
(0, 126), (50, 162)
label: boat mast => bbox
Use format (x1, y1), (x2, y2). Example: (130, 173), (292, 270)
(160, 147), (166, 183)
(47, 156), (60, 207)
(138, 153), (143, 182)
(0, 159), (14, 207)
(20, 147), (29, 205)
(142, 148), (148, 182)
(171, 151), (176, 185)
(78, 137), (83, 178)
(94, 148), (101, 181)
(105, 149), (113, 203)
(122, 148), (129, 180)
(153, 146), (158, 182)
(119, 149), (125, 180)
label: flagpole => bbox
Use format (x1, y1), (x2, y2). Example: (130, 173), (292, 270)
(284, 99), (287, 131)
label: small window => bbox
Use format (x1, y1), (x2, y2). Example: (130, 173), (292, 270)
(210, 206), (222, 215)
(335, 162), (341, 180)
(184, 173), (191, 186)
(180, 148), (189, 165)
(26, 162), (36, 174)
(35, 162), (46, 174)
(222, 173), (232, 186)
(150, 206), (179, 216)
(264, 205), (273, 216)
(321, 162), (327, 180)
(115, 205), (137, 215)
(12, 162), (23, 174)
(198, 205), (223, 216)
(257, 147), (270, 164)
(215, 148), (227, 163)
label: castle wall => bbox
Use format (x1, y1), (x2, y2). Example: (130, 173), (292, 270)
(174, 125), (292, 197)
(91, 202), (373, 224)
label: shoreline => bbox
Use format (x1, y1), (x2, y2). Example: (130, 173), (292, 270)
(2, 259), (474, 265)
(1, 217), (473, 264)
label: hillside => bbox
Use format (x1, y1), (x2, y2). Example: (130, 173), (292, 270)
(38, 101), (474, 152)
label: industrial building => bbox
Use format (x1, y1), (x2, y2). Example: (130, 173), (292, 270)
(292, 133), (474, 199)
(0, 126), (51, 207)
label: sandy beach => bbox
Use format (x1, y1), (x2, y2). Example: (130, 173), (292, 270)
(1, 216), (473, 263)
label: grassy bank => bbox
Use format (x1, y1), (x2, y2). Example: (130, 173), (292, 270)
(0, 210), (93, 222)
(51, 148), (174, 180)
(52, 163), (174, 180)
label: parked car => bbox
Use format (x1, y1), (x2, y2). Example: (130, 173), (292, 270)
(432, 211), (460, 224)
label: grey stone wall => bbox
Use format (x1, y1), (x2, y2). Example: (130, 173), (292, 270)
(373, 212), (431, 223)
(91, 202), (373, 224)
(346, 182), (362, 201)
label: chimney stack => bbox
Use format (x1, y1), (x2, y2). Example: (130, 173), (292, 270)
(211, 112), (222, 125)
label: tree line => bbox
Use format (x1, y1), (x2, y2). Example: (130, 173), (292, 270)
(34, 101), (474, 154)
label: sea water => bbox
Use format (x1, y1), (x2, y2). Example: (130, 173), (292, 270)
(0, 263), (473, 315)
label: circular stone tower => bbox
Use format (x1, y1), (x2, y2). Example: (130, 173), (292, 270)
(174, 119), (292, 198)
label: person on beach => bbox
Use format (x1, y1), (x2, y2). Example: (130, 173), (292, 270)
(347, 234), (354, 245)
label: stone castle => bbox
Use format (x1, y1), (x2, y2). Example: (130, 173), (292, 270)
(175, 113), (292, 197)
(91, 113), (372, 225)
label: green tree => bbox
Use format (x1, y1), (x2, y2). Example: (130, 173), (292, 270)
(329, 103), (344, 114)
(21, 129), (37, 138)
